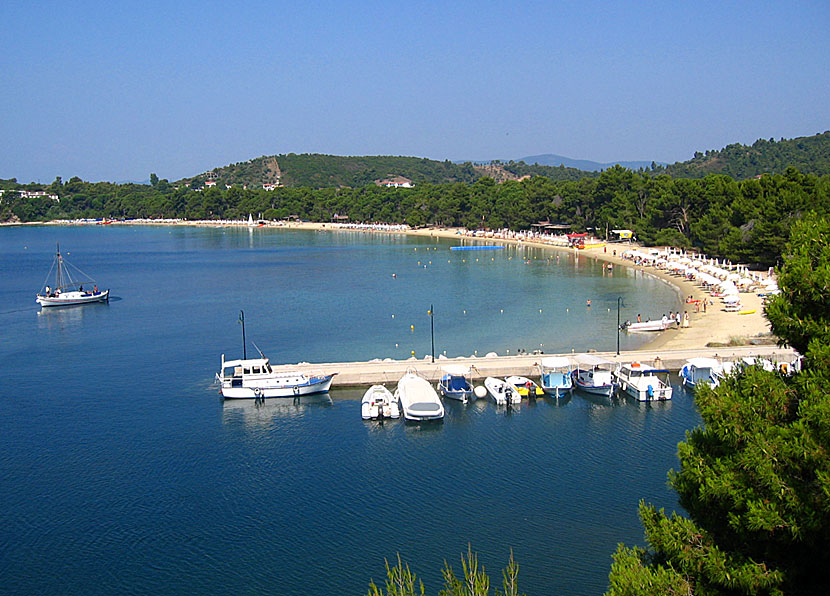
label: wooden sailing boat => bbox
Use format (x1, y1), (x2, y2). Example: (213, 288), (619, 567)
(36, 244), (110, 307)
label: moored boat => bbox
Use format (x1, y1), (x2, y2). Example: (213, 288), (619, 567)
(505, 375), (544, 397)
(361, 385), (400, 420)
(539, 356), (574, 397)
(572, 354), (617, 396)
(621, 318), (676, 332)
(680, 358), (722, 389)
(484, 376), (521, 405)
(36, 244), (110, 307)
(395, 368), (444, 421)
(614, 362), (672, 401)
(437, 365), (474, 403)
(217, 354), (336, 399)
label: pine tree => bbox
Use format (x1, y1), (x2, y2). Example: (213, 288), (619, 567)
(605, 213), (830, 596)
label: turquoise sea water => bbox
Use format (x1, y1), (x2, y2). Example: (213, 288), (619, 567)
(0, 226), (697, 595)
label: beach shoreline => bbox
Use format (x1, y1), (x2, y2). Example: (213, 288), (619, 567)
(12, 218), (774, 353)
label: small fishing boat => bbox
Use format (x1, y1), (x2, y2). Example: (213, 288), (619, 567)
(614, 362), (672, 401)
(484, 376), (521, 405)
(572, 354), (617, 396)
(539, 356), (574, 397)
(36, 244), (109, 307)
(361, 385), (400, 420)
(437, 365), (474, 403)
(505, 375), (544, 397)
(217, 354), (336, 399)
(680, 357), (722, 389)
(395, 368), (444, 421)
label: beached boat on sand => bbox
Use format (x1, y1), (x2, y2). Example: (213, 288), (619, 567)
(614, 362), (672, 401)
(484, 377), (521, 405)
(621, 318), (676, 332)
(396, 368), (444, 421)
(361, 385), (400, 420)
(36, 244), (109, 307)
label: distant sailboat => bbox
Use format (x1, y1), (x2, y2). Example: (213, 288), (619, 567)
(247, 213), (254, 226)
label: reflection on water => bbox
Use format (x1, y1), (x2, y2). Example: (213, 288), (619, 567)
(221, 394), (332, 427)
(36, 302), (110, 332)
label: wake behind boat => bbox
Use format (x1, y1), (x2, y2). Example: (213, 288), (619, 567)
(36, 244), (109, 307)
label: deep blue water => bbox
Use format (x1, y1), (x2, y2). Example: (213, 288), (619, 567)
(0, 226), (699, 595)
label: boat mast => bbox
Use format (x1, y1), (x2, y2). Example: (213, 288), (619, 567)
(55, 242), (64, 290)
(239, 310), (247, 359)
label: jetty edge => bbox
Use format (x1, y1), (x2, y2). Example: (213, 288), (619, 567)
(270, 345), (797, 387)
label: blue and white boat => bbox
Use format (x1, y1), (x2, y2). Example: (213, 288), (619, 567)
(437, 365), (474, 403)
(572, 354), (617, 396)
(539, 356), (574, 397)
(680, 357), (722, 389)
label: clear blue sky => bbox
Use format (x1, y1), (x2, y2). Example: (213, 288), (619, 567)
(2, 0), (828, 183)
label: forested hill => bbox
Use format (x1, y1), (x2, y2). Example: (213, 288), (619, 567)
(178, 154), (594, 189)
(658, 131), (830, 179)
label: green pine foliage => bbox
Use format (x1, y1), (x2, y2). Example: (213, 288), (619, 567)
(605, 214), (830, 596)
(658, 132), (830, 179)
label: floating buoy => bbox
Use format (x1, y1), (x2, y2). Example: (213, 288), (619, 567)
(474, 385), (487, 399)
(410, 324), (414, 331)
(392, 314), (395, 318)
(395, 343), (399, 348)
(392, 273), (397, 278)
(463, 310), (466, 314)
(500, 309), (504, 313)
(411, 350), (416, 356)
(539, 309), (542, 313)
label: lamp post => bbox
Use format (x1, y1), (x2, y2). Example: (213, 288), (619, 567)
(429, 304), (435, 363)
(239, 309), (247, 359)
(616, 297), (622, 356)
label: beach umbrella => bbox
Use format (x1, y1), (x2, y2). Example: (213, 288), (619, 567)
(723, 295), (741, 303)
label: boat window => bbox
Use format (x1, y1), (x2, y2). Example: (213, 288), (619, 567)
(243, 368), (250, 375)
(252, 366), (261, 374)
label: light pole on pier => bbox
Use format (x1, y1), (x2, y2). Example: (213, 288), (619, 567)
(429, 304), (435, 363)
(616, 297), (622, 356)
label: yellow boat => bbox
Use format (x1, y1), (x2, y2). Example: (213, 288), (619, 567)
(738, 309), (756, 315)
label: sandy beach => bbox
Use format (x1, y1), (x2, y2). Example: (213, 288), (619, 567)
(24, 218), (775, 352)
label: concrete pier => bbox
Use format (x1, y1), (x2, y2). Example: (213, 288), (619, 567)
(271, 344), (797, 386)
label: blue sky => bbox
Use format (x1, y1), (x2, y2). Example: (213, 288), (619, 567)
(2, 0), (828, 183)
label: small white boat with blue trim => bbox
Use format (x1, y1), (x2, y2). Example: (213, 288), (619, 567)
(614, 362), (672, 401)
(572, 354), (617, 396)
(437, 365), (474, 403)
(539, 356), (574, 397)
(680, 358), (722, 389)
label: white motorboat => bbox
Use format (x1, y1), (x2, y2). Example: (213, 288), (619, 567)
(36, 244), (110, 307)
(614, 362), (672, 401)
(484, 376), (521, 405)
(361, 385), (400, 420)
(539, 356), (574, 397)
(217, 354), (336, 399)
(505, 375), (544, 397)
(572, 354), (617, 396)
(395, 368), (444, 421)
(437, 365), (474, 403)
(680, 358), (722, 389)
(622, 318), (676, 332)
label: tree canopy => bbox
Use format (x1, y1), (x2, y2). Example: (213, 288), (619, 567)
(606, 213), (830, 596)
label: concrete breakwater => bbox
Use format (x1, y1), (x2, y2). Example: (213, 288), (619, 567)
(271, 345), (798, 386)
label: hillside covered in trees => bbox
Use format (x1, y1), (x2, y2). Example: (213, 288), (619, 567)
(4, 165), (829, 267)
(658, 131), (830, 179)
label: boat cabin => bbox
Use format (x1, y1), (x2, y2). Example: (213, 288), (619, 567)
(221, 357), (273, 386)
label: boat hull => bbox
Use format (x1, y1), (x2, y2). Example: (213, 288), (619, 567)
(37, 290), (109, 307)
(396, 373), (444, 421)
(220, 374), (335, 399)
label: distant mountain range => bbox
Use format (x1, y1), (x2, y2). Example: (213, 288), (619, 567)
(514, 154), (666, 172)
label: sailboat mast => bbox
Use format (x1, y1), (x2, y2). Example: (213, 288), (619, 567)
(55, 242), (64, 290)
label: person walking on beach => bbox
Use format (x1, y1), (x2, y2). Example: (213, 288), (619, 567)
(682, 311), (689, 328)
(703, 300), (707, 313)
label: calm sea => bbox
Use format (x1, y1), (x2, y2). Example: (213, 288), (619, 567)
(0, 225), (697, 595)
